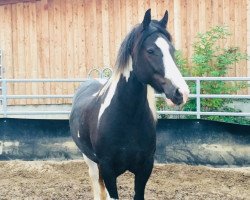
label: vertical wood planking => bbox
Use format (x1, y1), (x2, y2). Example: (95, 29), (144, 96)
(150, 0), (157, 19)
(237, 0), (247, 78)
(16, 3), (26, 104)
(96, 0), (104, 68)
(72, 0), (80, 97)
(240, 0), (248, 94)
(0, 7), (4, 67)
(180, 0), (187, 56)
(131, 0), (138, 29)
(85, 0), (97, 73)
(66, 0), (74, 96)
(174, 0), (181, 49)
(120, 0), (126, 41)
(125, 0), (133, 32)
(212, 0), (218, 27)
(113, 0), (121, 63)
(10, 4), (18, 104)
(137, 0), (144, 23)
(223, 0), (230, 47)
(53, 0), (62, 103)
(60, 0), (67, 100)
(144, 0), (151, 11)
(198, 0), (206, 33)
(186, 0), (193, 63)
(165, 0), (174, 41)
(234, 0), (241, 77)
(217, 0), (223, 25)
(48, 0), (56, 103)
(247, 0), (250, 83)
(205, 0), (212, 30)
(0, 0), (249, 105)
(23, 3), (31, 103)
(108, 0), (115, 68)
(29, 2), (39, 103)
(3, 5), (13, 103)
(36, 0), (44, 104)
(227, 0), (235, 76)
(40, 0), (50, 104)
(77, 0), (86, 77)
(102, 0), (110, 67)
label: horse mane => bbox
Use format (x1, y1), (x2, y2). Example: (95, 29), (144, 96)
(115, 21), (173, 72)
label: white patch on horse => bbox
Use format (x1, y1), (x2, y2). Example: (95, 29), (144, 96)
(83, 154), (106, 200)
(98, 73), (120, 122)
(97, 79), (108, 85)
(99, 78), (112, 97)
(147, 85), (157, 121)
(92, 92), (99, 97)
(121, 56), (133, 82)
(77, 131), (80, 138)
(105, 188), (118, 200)
(155, 37), (190, 102)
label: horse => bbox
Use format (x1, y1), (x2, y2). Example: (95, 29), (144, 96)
(70, 9), (189, 200)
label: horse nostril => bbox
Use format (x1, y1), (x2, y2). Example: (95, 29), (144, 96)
(175, 88), (182, 97)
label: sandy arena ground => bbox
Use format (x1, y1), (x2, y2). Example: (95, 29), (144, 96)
(0, 160), (249, 200)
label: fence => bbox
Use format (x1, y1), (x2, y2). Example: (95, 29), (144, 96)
(0, 0), (249, 90)
(0, 77), (250, 119)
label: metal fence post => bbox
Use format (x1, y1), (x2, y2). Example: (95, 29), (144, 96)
(2, 79), (7, 117)
(196, 79), (201, 119)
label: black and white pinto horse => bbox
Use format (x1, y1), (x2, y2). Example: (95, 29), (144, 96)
(70, 9), (189, 200)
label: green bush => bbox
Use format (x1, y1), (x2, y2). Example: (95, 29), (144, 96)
(158, 26), (250, 125)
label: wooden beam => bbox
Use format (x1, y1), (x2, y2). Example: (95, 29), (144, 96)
(0, 0), (40, 6)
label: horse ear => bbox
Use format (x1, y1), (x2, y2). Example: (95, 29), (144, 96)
(159, 10), (168, 28)
(142, 9), (151, 29)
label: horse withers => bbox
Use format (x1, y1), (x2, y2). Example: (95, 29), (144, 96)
(70, 9), (189, 200)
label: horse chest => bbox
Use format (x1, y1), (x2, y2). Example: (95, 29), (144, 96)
(95, 117), (156, 161)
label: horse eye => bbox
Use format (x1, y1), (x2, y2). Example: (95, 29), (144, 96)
(147, 48), (154, 54)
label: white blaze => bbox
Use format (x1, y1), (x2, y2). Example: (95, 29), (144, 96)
(147, 85), (157, 121)
(155, 37), (189, 103)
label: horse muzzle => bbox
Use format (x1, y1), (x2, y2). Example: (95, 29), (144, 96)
(165, 88), (189, 107)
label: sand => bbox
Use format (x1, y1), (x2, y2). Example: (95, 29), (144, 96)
(0, 160), (249, 200)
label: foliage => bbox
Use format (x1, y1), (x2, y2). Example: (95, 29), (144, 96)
(158, 26), (250, 125)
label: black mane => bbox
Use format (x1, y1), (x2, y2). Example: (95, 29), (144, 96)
(115, 21), (172, 71)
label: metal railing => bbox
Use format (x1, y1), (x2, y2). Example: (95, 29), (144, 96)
(157, 77), (250, 119)
(0, 77), (250, 119)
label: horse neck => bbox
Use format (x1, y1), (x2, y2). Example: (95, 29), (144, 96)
(118, 71), (146, 101)
(113, 70), (156, 121)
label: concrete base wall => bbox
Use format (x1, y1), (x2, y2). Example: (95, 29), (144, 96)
(1, 118), (250, 166)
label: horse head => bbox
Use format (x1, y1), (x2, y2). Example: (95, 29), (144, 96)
(130, 9), (189, 106)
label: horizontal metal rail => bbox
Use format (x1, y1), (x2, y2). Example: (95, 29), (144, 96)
(1, 94), (74, 99)
(157, 111), (250, 117)
(0, 110), (70, 115)
(0, 77), (250, 118)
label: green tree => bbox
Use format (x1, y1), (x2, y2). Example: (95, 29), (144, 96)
(160, 26), (250, 124)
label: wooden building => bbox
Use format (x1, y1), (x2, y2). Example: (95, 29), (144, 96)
(0, 0), (249, 104)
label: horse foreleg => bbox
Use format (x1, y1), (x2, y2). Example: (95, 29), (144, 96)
(83, 155), (107, 200)
(99, 163), (119, 200)
(134, 158), (154, 200)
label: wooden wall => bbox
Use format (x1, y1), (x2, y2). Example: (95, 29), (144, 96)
(0, 0), (249, 104)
